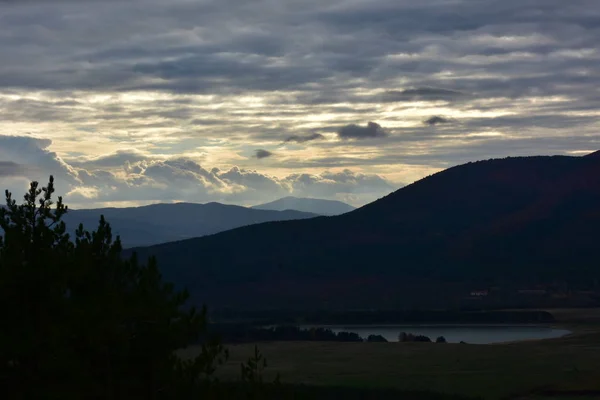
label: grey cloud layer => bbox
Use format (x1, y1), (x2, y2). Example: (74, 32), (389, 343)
(2, 0), (599, 99)
(1, 0), (599, 204)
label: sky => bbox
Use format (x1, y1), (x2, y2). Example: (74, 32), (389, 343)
(0, 0), (599, 209)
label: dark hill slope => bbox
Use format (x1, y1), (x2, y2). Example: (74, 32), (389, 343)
(130, 154), (600, 309)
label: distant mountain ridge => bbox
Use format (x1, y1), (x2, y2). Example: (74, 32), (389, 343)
(129, 152), (600, 310)
(63, 202), (317, 248)
(252, 196), (355, 216)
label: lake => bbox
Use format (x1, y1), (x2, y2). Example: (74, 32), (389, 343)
(301, 324), (571, 344)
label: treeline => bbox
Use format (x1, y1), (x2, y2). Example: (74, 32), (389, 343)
(212, 324), (388, 343)
(211, 324), (455, 344)
(398, 332), (448, 343)
(213, 308), (556, 325)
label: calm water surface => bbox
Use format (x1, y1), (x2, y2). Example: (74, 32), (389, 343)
(302, 325), (571, 344)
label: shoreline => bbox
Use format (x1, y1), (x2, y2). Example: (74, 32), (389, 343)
(299, 323), (571, 345)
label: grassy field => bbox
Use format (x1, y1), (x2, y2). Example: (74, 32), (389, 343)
(181, 309), (600, 400)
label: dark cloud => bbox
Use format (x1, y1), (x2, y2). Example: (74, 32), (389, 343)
(283, 133), (325, 143)
(338, 122), (388, 140)
(424, 116), (453, 126)
(254, 149), (274, 159)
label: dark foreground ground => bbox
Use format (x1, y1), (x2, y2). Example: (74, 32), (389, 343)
(180, 309), (600, 400)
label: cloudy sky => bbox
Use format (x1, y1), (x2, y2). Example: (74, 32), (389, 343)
(1, 0), (599, 208)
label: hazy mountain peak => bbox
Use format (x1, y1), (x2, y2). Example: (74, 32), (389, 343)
(252, 196), (355, 216)
(61, 202), (316, 248)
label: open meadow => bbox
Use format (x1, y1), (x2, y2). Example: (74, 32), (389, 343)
(181, 309), (600, 399)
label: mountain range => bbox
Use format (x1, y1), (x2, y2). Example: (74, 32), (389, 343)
(63, 203), (317, 248)
(129, 152), (600, 310)
(252, 196), (355, 216)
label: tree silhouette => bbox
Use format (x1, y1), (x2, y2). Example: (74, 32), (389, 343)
(0, 176), (227, 399)
(367, 334), (388, 342)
